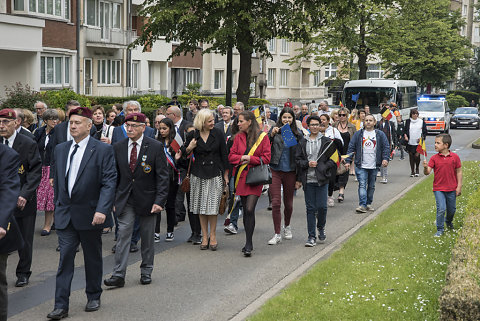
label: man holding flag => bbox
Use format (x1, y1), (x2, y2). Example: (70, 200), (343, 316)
(344, 114), (390, 214)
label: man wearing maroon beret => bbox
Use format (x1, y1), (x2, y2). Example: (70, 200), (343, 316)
(48, 107), (117, 319)
(104, 112), (168, 287)
(0, 108), (42, 288)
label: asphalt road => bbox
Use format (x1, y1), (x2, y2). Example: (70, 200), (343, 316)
(6, 128), (479, 321)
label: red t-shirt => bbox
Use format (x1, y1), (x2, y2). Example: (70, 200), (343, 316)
(428, 152), (461, 192)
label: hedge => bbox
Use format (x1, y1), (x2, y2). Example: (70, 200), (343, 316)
(446, 94), (469, 110)
(439, 165), (480, 320)
(447, 90), (480, 105)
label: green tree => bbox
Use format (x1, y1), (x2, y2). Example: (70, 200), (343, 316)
(457, 53), (480, 92)
(380, 0), (471, 87)
(131, 0), (324, 104)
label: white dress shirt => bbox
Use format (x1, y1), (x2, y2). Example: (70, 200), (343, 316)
(128, 135), (143, 164)
(66, 135), (90, 196)
(66, 122), (73, 142)
(3, 130), (17, 147)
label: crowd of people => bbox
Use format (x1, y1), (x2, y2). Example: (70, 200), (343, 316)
(0, 97), (437, 320)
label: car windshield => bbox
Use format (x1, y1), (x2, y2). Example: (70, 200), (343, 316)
(455, 107), (477, 115)
(417, 101), (444, 112)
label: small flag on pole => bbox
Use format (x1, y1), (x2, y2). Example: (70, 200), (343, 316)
(281, 123), (298, 148)
(339, 101), (344, 107)
(352, 93), (360, 102)
(330, 148), (340, 168)
(170, 131), (184, 153)
(251, 106), (262, 124)
(380, 106), (393, 120)
(416, 137), (427, 156)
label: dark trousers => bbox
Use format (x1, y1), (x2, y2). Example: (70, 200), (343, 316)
(186, 191), (201, 235)
(0, 254), (7, 321)
(270, 170), (297, 234)
(156, 181), (179, 233)
(55, 223), (103, 309)
(304, 183), (328, 239)
(15, 215), (35, 278)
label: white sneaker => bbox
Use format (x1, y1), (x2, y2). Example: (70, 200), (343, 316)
(283, 226), (292, 240)
(224, 223), (238, 235)
(154, 233), (160, 243)
(268, 234), (282, 245)
(381, 177), (388, 184)
(366, 205), (375, 211)
(327, 197), (335, 207)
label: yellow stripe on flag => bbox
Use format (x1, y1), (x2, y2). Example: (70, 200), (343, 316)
(330, 149), (340, 167)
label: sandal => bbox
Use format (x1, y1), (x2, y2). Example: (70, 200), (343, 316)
(337, 194), (344, 203)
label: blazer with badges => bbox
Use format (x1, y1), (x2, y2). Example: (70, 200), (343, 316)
(52, 138), (117, 230)
(0, 144), (23, 254)
(11, 134), (42, 218)
(113, 136), (169, 217)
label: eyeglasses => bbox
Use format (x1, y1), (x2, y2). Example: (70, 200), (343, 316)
(309, 123), (320, 127)
(0, 119), (14, 125)
(125, 123), (145, 129)
(339, 114), (347, 117)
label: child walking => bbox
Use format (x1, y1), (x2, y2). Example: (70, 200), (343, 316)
(423, 134), (462, 237)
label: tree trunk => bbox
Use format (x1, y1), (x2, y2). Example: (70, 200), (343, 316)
(358, 53), (367, 79)
(236, 48), (252, 106)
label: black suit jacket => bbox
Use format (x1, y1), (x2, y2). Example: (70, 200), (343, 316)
(52, 137), (117, 230)
(19, 127), (35, 140)
(11, 134), (42, 218)
(214, 120), (232, 140)
(0, 145), (23, 254)
(113, 136), (169, 217)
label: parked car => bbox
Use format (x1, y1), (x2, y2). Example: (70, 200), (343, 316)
(450, 107), (480, 129)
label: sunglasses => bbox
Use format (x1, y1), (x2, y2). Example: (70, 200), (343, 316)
(339, 114), (347, 117)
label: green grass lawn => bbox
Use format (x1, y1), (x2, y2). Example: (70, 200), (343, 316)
(250, 161), (480, 321)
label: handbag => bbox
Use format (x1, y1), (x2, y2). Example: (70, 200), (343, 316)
(246, 157), (272, 185)
(180, 157), (192, 193)
(336, 161), (347, 175)
(218, 185), (229, 215)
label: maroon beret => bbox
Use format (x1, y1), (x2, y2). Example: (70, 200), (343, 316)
(69, 107), (92, 119)
(124, 113), (146, 123)
(0, 109), (16, 119)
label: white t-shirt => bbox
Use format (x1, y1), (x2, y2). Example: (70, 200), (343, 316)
(361, 130), (377, 169)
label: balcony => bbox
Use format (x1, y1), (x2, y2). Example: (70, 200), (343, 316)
(85, 27), (137, 49)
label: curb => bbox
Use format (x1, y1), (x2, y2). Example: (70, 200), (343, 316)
(230, 175), (429, 321)
(472, 143), (480, 149)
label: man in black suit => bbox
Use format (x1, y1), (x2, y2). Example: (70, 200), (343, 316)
(0, 144), (21, 320)
(166, 106), (193, 225)
(214, 106), (234, 140)
(13, 108), (35, 140)
(111, 101), (155, 145)
(104, 113), (168, 287)
(47, 107), (116, 319)
(0, 109), (42, 288)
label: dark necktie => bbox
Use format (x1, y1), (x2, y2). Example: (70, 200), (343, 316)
(129, 142), (137, 173)
(66, 144), (79, 186)
(4, 138), (8, 146)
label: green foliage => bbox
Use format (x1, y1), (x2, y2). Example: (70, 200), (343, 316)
(248, 98), (270, 107)
(447, 90), (480, 105)
(457, 55), (480, 93)
(380, 0), (471, 87)
(251, 161), (480, 321)
(1, 82), (41, 111)
(41, 89), (91, 110)
(446, 94), (469, 110)
(184, 83), (201, 97)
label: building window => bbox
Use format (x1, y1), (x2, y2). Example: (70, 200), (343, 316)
(15, 0), (70, 19)
(148, 62), (154, 89)
(280, 39), (289, 54)
(463, 4), (467, 16)
(313, 70), (321, 86)
(132, 61), (139, 89)
(268, 38), (276, 53)
(186, 69), (194, 85)
(40, 55), (71, 86)
(214, 70), (224, 90)
(231, 70), (237, 89)
(280, 69), (289, 87)
(85, 0), (121, 29)
(366, 64), (384, 79)
(324, 63), (337, 78)
(267, 68), (276, 87)
(97, 59), (121, 85)
(259, 59), (263, 73)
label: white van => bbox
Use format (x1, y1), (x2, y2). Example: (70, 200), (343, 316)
(417, 96), (451, 134)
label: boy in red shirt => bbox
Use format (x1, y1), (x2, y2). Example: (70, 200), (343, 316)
(423, 134), (462, 237)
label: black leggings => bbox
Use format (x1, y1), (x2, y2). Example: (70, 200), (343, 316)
(155, 181), (179, 233)
(241, 195), (259, 251)
(408, 152), (420, 174)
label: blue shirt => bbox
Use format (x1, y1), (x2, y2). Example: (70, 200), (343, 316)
(271, 145), (291, 172)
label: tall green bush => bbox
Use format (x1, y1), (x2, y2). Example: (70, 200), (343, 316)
(41, 89), (91, 110)
(1, 82), (41, 111)
(447, 90), (480, 105)
(446, 94), (468, 110)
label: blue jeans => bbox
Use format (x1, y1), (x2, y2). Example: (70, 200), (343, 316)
(433, 191), (456, 231)
(304, 183), (328, 239)
(355, 166), (377, 207)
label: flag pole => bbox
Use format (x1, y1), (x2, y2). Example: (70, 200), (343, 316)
(316, 140), (334, 163)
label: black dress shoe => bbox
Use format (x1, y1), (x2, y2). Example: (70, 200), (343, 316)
(56, 245), (60, 252)
(47, 308), (68, 319)
(192, 234), (202, 245)
(129, 243), (139, 253)
(104, 276), (125, 287)
(85, 299), (100, 312)
(187, 233), (194, 243)
(140, 274), (151, 285)
(15, 276), (29, 287)
(111, 244), (116, 253)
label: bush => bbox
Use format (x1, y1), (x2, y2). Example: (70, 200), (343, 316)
(447, 90), (480, 105)
(446, 94), (469, 110)
(41, 89), (91, 110)
(1, 82), (41, 111)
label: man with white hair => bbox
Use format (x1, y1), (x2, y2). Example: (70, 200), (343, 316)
(215, 104), (225, 123)
(31, 101), (48, 132)
(318, 100), (330, 116)
(111, 101), (155, 144)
